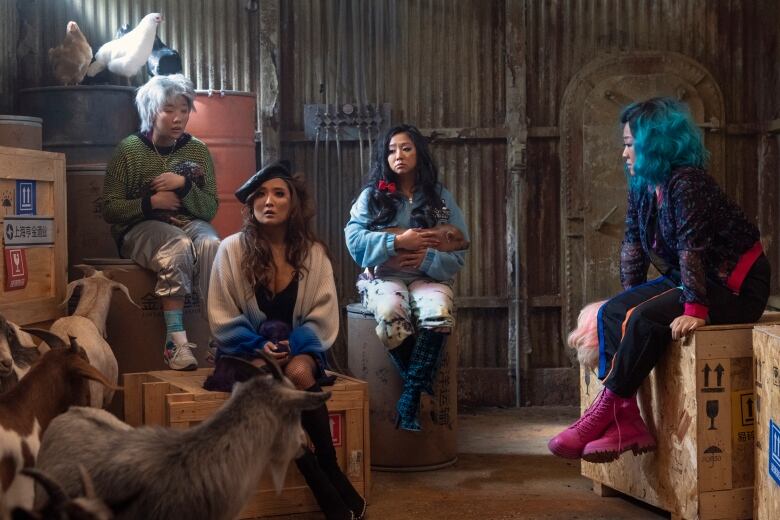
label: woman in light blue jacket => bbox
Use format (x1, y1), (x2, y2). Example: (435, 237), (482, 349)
(345, 124), (468, 431)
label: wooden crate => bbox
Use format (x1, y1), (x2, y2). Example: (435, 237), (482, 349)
(581, 313), (780, 520)
(752, 326), (780, 519)
(0, 145), (67, 325)
(124, 368), (370, 518)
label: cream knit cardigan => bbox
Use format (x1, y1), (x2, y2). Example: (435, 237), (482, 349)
(208, 232), (339, 351)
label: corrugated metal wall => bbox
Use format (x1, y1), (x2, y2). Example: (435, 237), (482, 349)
(524, 0), (776, 377)
(0, 0), (18, 114)
(4, 0), (777, 405)
(15, 0), (260, 123)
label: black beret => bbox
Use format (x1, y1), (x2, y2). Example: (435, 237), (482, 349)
(234, 159), (293, 203)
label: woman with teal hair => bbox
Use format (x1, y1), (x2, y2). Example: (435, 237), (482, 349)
(549, 97), (770, 463)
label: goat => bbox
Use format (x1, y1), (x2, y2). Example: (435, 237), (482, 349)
(35, 354), (330, 520)
(11, 466), (113, 520)
(0, 315), (41, 394)
(46, 265), (137, 408)
(0, 331), (118, 514)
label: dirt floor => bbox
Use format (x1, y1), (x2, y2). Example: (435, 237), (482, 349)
(275, 406), (669, 520)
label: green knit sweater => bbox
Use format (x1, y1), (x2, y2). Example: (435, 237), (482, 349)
(102, 133), (218, 244)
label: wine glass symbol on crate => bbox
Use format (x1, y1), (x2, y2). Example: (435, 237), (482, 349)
(706, 400), (719, 430)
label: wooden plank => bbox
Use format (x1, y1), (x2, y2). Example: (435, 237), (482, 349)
(752, 327), (780, 520)
(123, 372), (154, 427)
(697, 357), (733, 492)
(142, 382), (172, 426)
(592, 481), (620, 497)
(699, 487), (753, 519)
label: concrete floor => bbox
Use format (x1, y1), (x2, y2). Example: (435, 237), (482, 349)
(276, 406), (669, 520)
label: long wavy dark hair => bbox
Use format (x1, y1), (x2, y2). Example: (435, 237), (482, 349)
(240, 174), (325, 293)
(364, 124), (443, 229)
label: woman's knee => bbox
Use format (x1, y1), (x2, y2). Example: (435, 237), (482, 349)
(284, 356), (316, 389)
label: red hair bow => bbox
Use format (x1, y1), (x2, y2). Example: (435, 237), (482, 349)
(378, 180), (396, 193)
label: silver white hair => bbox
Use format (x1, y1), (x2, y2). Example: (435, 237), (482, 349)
(135, 74), (196, 133)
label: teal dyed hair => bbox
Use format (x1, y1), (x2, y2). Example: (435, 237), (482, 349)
(620, 97), (709, 189)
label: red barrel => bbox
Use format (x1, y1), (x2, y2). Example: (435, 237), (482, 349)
(186, 90), (256, 238)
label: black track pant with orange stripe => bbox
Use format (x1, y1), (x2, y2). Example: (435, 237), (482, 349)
(597, 255), (770, 398)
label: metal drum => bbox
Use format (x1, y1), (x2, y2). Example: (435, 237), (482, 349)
(186, 90), (256, 238)
(346, 302), (458, 471)
(0, 115), (42, 150)
(18, 86), (139, 164)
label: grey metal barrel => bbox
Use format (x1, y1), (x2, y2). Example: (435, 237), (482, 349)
(346, 302), (458, 471)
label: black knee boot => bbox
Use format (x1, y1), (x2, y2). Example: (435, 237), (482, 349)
(302, 385), (367, 520)
(387, 334), (416, 377)
(395, 329), (447, 431)
(295, 449), (354, 520)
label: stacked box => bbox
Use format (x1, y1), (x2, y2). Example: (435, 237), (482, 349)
(124, 368), (370, 518)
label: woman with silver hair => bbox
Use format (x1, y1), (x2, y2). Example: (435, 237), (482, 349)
(102, 73), (220, 371)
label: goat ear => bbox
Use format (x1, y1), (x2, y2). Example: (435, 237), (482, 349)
(74, 264), (97, 277)
(62, 278), (84, 307)
(21, 467), (68, 507)
(73, 356), (121, 391)
(111, 281), (140, 309)
(281, 387), (331, 410)
(21, 328), (67, 350)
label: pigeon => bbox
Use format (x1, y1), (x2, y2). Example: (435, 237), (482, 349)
(86, 13), (162, 78)
(147, 35), (182, 76)
(48, 21), (93, 85)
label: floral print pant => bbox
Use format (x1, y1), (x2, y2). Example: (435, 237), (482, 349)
(357, 276), (455, 349)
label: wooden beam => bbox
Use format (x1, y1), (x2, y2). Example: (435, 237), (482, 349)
(454, 297), (508, 309)
(505, 0), (529, 407)
(280, 127), (507, 144)
(258, 0), (281, 165)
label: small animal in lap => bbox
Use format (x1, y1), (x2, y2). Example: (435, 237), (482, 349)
(384, 223), (470, 252)
(142, 160), (205, 226)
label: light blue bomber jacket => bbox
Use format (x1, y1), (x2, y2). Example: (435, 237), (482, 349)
(344, 185), (469, 282)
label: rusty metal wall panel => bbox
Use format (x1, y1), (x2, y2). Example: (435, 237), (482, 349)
(280, 0), (506, 130)
(15, 0), (260, 123)
(0, 0), (18, 114)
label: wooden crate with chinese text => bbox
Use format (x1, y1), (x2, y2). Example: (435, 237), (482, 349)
(124, 368), (370, 518)
(752, 325), (780, 520)
(581, 314), (780, 520)
(0, 145), (67, 325)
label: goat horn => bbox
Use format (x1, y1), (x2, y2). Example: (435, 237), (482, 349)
(111, 281), (140, 309)
(68, 335), (81, 354)
(21, 467), (68, 506)
(21, 328), (67, 349)
(77, 464), (97, 499)
(74, 264), (97, 277)
(62, 278), (85, 306)
(254, 349), (284, 381)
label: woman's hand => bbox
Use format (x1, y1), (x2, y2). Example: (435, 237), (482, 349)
(150, 172), (186, 192)
(670, 315), (705, 340)
(394, 228), (440, 251)
(384, 249), (427, 270)
(262, 341), (289, 366)
(150, 191), (181, 210)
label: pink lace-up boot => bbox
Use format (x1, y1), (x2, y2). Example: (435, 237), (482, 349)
(548, 388), (622, 459)
(581, 394), (657, 463)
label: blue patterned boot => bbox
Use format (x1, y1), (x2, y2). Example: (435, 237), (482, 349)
(395, 329), (447, 432)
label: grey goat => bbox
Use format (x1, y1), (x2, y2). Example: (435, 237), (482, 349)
(34, 355), (330, 520)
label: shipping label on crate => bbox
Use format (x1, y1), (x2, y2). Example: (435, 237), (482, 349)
(731, 390), (755, 444)
(3, 216), (54, 247)
(15, 180), (36, 215)
(329, 413), (343, 447)
(4, 248), (27, 290)
(770, 419), (780, 487)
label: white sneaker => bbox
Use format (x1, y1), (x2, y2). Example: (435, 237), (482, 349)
(164, 341), (198, 371)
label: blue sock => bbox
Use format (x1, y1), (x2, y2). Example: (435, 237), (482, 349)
(163, 310), (187, 346)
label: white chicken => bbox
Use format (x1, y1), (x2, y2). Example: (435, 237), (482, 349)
(86, 13), (162, 78)
(48, 21), (93, 85)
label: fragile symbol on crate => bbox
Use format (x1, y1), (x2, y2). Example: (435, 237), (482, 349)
(770, 419), (780, 487)
(701, 363), (725, 392)
(706, 400), (720, 430)
(329, 413), (343, 447)
(4, 248), (28, 290)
